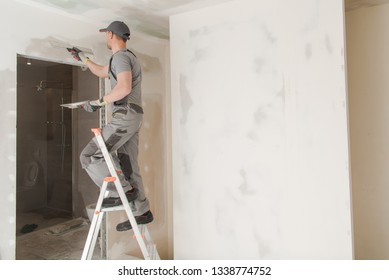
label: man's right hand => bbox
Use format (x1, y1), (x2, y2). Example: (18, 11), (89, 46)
(67, 47), (89, 64)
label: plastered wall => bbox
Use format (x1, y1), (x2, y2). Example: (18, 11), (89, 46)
(170, 0), (353, 259)
(0, 1), (171, 259)
(346, 4), (389, 259)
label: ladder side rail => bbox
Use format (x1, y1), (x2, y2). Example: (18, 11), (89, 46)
(92, 128), (152, 260)
(81, 180), (109, 260)
(141, 225), (160, 260)
(85, 214), (104, 260)
(114, 179), (151, 260)
(141, 225), (153, 243)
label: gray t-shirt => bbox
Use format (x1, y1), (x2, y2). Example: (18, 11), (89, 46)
(109, 48), (142, 108)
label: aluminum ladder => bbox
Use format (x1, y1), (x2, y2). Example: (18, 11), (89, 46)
(81, 128), (159, 260)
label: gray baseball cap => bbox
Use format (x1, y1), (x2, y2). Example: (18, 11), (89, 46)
(99, 21), (130, 40)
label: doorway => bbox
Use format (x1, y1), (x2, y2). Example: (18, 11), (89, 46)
(16, 55), (100, 259)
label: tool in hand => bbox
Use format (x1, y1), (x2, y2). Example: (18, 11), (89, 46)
(67, 47), (89, 64)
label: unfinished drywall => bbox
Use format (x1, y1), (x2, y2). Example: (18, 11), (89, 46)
(0, 1), (171, 259)
(346, 4), (389, 259)
(171, 0), (353, 259)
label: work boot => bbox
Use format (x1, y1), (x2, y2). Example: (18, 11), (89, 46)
(102, 188), (139, 207)
(116, 210), (154, 231)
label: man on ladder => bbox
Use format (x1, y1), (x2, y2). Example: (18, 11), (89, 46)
(69, 21), (153, 231)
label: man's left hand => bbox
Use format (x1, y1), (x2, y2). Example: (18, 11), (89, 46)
(82, 98), (106, 112)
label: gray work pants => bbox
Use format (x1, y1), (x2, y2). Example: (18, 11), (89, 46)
(80, 108), (150, 216)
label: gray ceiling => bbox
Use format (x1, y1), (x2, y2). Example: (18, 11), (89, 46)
(16, 0), (389, 39)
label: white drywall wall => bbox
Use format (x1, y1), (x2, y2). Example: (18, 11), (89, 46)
(170, 0), (353, 259)
(346, 4), (389, 259)
(0, 1), (171, 259)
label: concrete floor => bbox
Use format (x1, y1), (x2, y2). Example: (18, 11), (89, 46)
(16, 209), (102, 260)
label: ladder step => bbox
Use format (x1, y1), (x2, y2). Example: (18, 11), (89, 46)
(101, 205), (125, 212)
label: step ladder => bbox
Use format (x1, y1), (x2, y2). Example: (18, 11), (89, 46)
(81, 128), (159, 260)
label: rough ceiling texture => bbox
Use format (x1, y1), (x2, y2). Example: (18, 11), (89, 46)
(15, 0), (389, 39)
(15, 0), (236, 39)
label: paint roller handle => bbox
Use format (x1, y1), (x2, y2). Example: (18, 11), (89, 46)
(67, 47), (89, 64)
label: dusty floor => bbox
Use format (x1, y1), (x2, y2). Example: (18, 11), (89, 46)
(16, 207), (72, 237)
(16, 208), (102, 260)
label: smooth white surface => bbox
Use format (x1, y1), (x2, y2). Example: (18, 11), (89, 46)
(171, 0), (353, 259)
